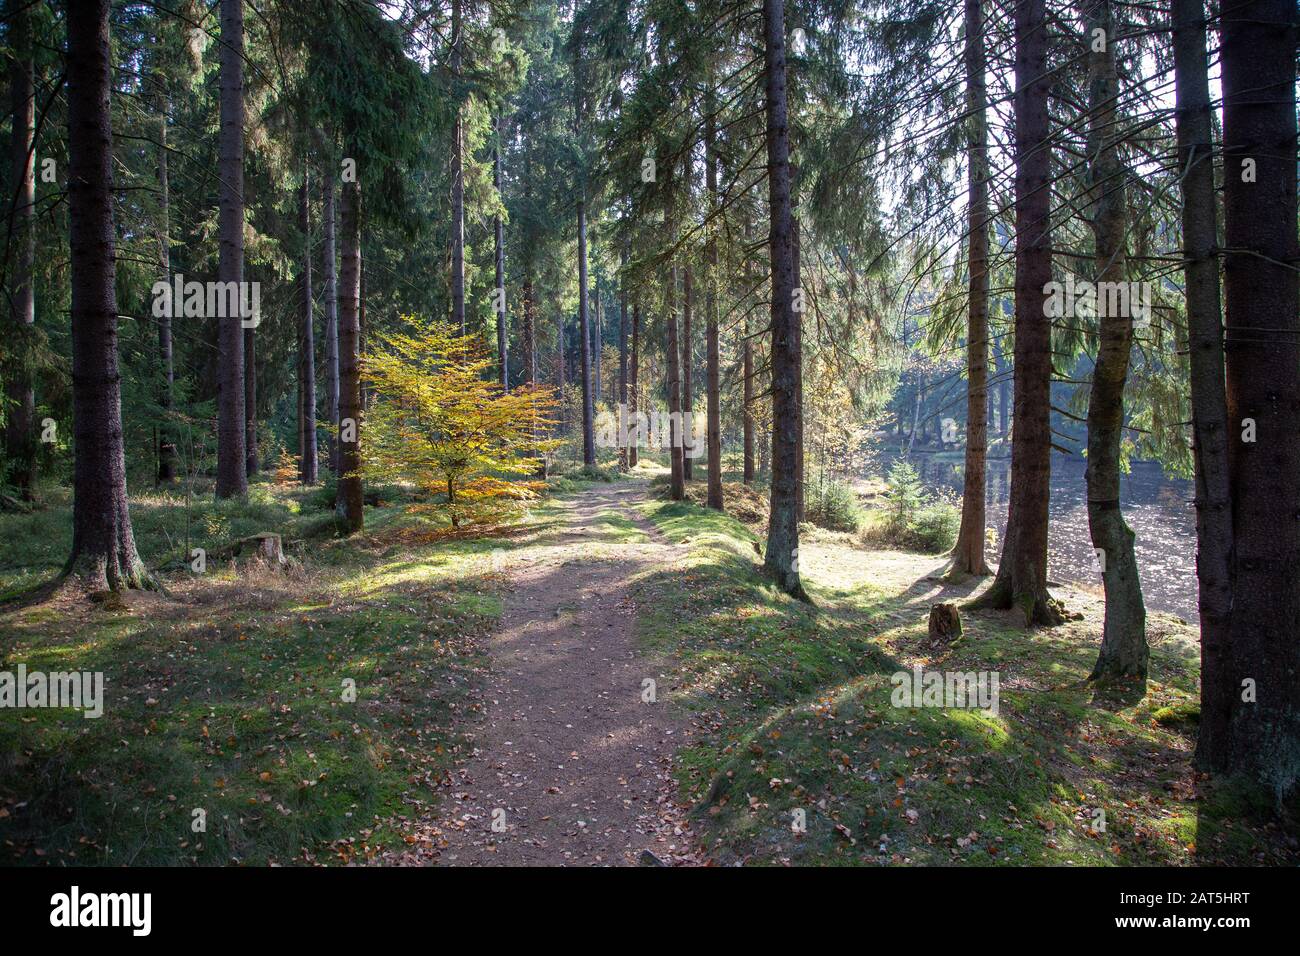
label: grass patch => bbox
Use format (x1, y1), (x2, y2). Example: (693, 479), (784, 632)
(0, 478), (537, 864)
(633, 498), (1299, 866)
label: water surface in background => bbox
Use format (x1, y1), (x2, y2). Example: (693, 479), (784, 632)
(879, 451), (1198, 620)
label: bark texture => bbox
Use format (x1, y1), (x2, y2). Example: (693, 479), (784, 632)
(969, 0), (1061, 625)
(215, 0), (247, 498)
(1219, 0), (1300, 791)
(1083, 0), (1146, 682)
(951, 0), (991, 577)
(63, 0), (150, 591)
(760, 0), (806, 598)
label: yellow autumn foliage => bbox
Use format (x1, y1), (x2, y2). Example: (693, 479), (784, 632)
(360, 318), (560, 527)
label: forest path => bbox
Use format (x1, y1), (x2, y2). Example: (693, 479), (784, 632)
(409, 480), (698, 866)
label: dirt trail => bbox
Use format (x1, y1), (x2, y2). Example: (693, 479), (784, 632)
(418, 481), (698, 866)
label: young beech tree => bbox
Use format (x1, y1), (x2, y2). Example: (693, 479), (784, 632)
(362, 321), (559, 529)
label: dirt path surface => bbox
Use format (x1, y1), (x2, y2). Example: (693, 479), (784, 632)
(415, 481), (699, 866)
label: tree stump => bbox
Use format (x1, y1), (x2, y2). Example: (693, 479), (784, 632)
(217, 532), (286, 566)
(928, 603), (962, 641)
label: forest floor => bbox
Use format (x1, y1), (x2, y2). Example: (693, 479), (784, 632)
(1, 469), (1297, 865)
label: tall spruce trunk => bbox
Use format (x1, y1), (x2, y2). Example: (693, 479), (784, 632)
(450, 0), (465, 334)
(970, 0), (1060, 625)
(6, 1), (36, 499)
(215, 0), (247, 498)
(1084, 0), (1146, 681)
(1173, 0), (1233, 769)
(155, 89), (176, 484)
(619, 243), (630, 469)
(494, 114), (508, 388)
(522, 274), (537, 385)
(1220, 0), (1300, 789)
(705, 108), (723, 509)
(63, 0), (150, 590)
(577, 198), (595, 466)
(336, 154), (364, 532)
(665, 264), (686, 499)
(629, 302), (640, 467)
(743, 313), (754, 484)
(323, 165), (339, 474)
(682, 265), (694, 480)
(244, 325), (256, 475)
(951, 0), (991, 576)
(761, 0), (805, 598)
(594, 292), (602, 399)
(299, 168), (318, 483)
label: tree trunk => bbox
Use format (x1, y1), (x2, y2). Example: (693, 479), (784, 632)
(494, 113), (508, 389)
(682, 265), (694, 481)
(629, 302), (640, 468)
(336, 152), (364, 532)
(1173, 0), (1233, 768)
(742, 313), (754, 485)
(244, 324), (257, 476)
(323, 164), (339, 474)
(577, 198), (595, 466)
(522, 274), (537, 385)
(593, 288), (602, 401)
(450, 0), (465, 335)
(969, 0), (1061, 625)
(154, 87), (176, 484)
(1220, 0), (1300, 789)
(62, 0), (150, 591)
(951, 0), (991, 577)
(299, 167), (318, 484)
(761, 0), (805, 598)
(705, 107), (723, 510)
(619, 243), (630, 469)
(5, 0), (36, 499)
(215, 0), (247, 498)
(1084, 0), (1146, 682)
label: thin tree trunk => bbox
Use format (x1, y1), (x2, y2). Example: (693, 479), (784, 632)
(522, 274), (537, 385)
(666, 263), (685, 498)
(593, 287), (602, 400)
(742, 313), (754, 485)
(244, 324), (257, 476)
(705, 103), (723, 509)
(619, 242), (629, 469)
(761, 0), (805, 598)
(951, 0), (991, 576)
(682, 264), (694, 481)
(1175, 0), (1232, 770)
(969, 0), (1061, 625)
(336, 151), (364, 532)
(215, 0), (247, 498)
(299, 167), (318, 484)
(5, 0), (36, 499)
(323, 164), (339, 474)
(494, 113), (508, 388)
(62, 0), (150, 590)
(629, 301), (640, 468)
(450, 0), (465, 335)
(1219, 0), (1300, 786)
(1084, 0), (1146, 682)
(577, 198), (595, 466)
(155, 87), (176, 484)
